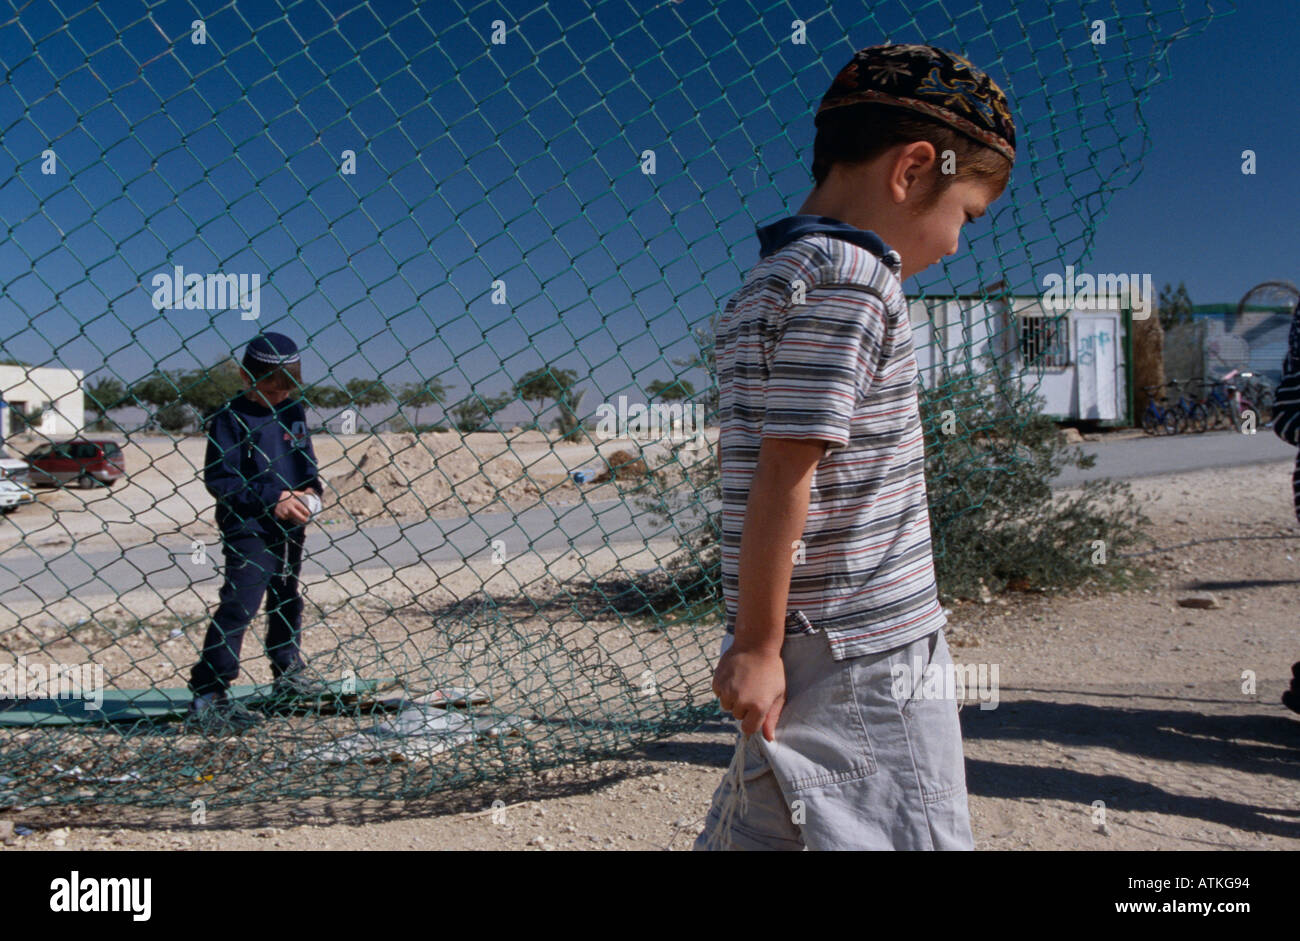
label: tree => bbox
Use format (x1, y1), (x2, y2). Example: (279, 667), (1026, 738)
(128, 370), (183, 432)
(129, 371), (181, 411)
(515, 365), (585, 442)
(646, 378), (696, 401)
(1158, 282), (1194, 333)
(339, 378), (393, 431)
(302, 382), (349, 409)
(554, 388), (585, 442)
(180, 359), (244, 415)
(345, 377), (392, 408)
(671, 323), (718, 415)
(397, 378), (450, 428)
(125, 362), (242, 431)
(156, 401), (196, 433)
(85, 377), (126, 425)
(449, 391), (511, 433)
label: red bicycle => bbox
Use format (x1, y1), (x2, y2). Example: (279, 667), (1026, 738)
(1221, 369), (1263, 432)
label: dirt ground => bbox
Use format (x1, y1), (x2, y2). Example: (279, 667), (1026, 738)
(2, 448), (1298, 851)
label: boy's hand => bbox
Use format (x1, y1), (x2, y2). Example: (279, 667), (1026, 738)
(274, 490), (311, 524)
(713, 643), (786, 741)
(294, 488), (322, 517)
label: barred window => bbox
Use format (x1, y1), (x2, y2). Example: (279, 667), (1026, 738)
(1019, 316), (1069, 367)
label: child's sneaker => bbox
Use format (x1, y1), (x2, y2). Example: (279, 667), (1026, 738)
(185, 692), (264, 735)
(270, 663), (336, 705)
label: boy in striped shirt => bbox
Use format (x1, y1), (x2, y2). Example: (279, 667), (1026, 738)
(695, 44), (1016, 850)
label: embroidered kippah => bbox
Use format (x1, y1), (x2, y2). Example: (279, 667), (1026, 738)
(815, 42), (1016, 164)
(244, 331), (301, 365)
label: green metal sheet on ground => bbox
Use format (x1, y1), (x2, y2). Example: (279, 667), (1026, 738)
(0, 678), (398, 727)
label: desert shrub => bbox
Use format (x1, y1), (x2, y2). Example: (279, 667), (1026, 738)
(920, 360), (1150, 601)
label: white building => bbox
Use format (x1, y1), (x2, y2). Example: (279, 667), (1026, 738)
(0, 364), (86, 438)
(909, 293), (1132, 424)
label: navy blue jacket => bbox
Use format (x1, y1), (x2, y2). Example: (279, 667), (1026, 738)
(203, 392), (323, 538)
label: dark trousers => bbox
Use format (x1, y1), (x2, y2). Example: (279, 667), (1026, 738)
(189, 525), (307, 696)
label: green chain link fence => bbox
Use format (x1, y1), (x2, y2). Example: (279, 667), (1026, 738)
(0, 0), (1231, 808)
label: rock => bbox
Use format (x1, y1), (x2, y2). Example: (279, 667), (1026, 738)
(1059, 426), (1084, 444)
(0, 821), (12, 845)
(1176, 593), (1221, 610)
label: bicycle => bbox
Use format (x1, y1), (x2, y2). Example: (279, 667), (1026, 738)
(1192, 376), (1235, 430)
(1166, 378), (1209, 434)
(1140, 383), (1179, 435)
(1221, 368), (1264, 432)
(1238, 370), (1274, 426)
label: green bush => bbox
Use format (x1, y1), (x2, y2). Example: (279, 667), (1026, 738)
(155, 401), (195, 433)
(920, 362), (1150, 602)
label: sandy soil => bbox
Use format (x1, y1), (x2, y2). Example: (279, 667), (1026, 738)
(1, 446), (1298, 851)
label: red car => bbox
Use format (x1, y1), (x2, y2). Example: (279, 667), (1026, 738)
(26, 439), (126, 488)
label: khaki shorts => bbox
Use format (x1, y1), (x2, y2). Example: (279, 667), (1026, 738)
(693, 627), (973, 851)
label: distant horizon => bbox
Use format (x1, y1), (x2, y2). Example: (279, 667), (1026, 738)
(5, 289), (1283, 386)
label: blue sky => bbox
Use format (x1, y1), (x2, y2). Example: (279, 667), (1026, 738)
(1082, 0), (1299, 309)
(0, 0), (1290, 425)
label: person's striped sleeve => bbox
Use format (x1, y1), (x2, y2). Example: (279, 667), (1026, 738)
(1274, 298), (1300, 447)
(759, 276), (888, 450)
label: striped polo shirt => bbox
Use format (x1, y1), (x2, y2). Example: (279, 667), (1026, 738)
(716, 214), (947, 660)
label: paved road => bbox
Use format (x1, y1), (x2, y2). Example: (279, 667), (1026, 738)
(1052, 427), (1294, 487)
(3, 427), (1294, 603)
(0, 494), (696, 604)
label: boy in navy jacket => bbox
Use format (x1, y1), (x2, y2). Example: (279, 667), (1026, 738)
(186, 331), (327, 734)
